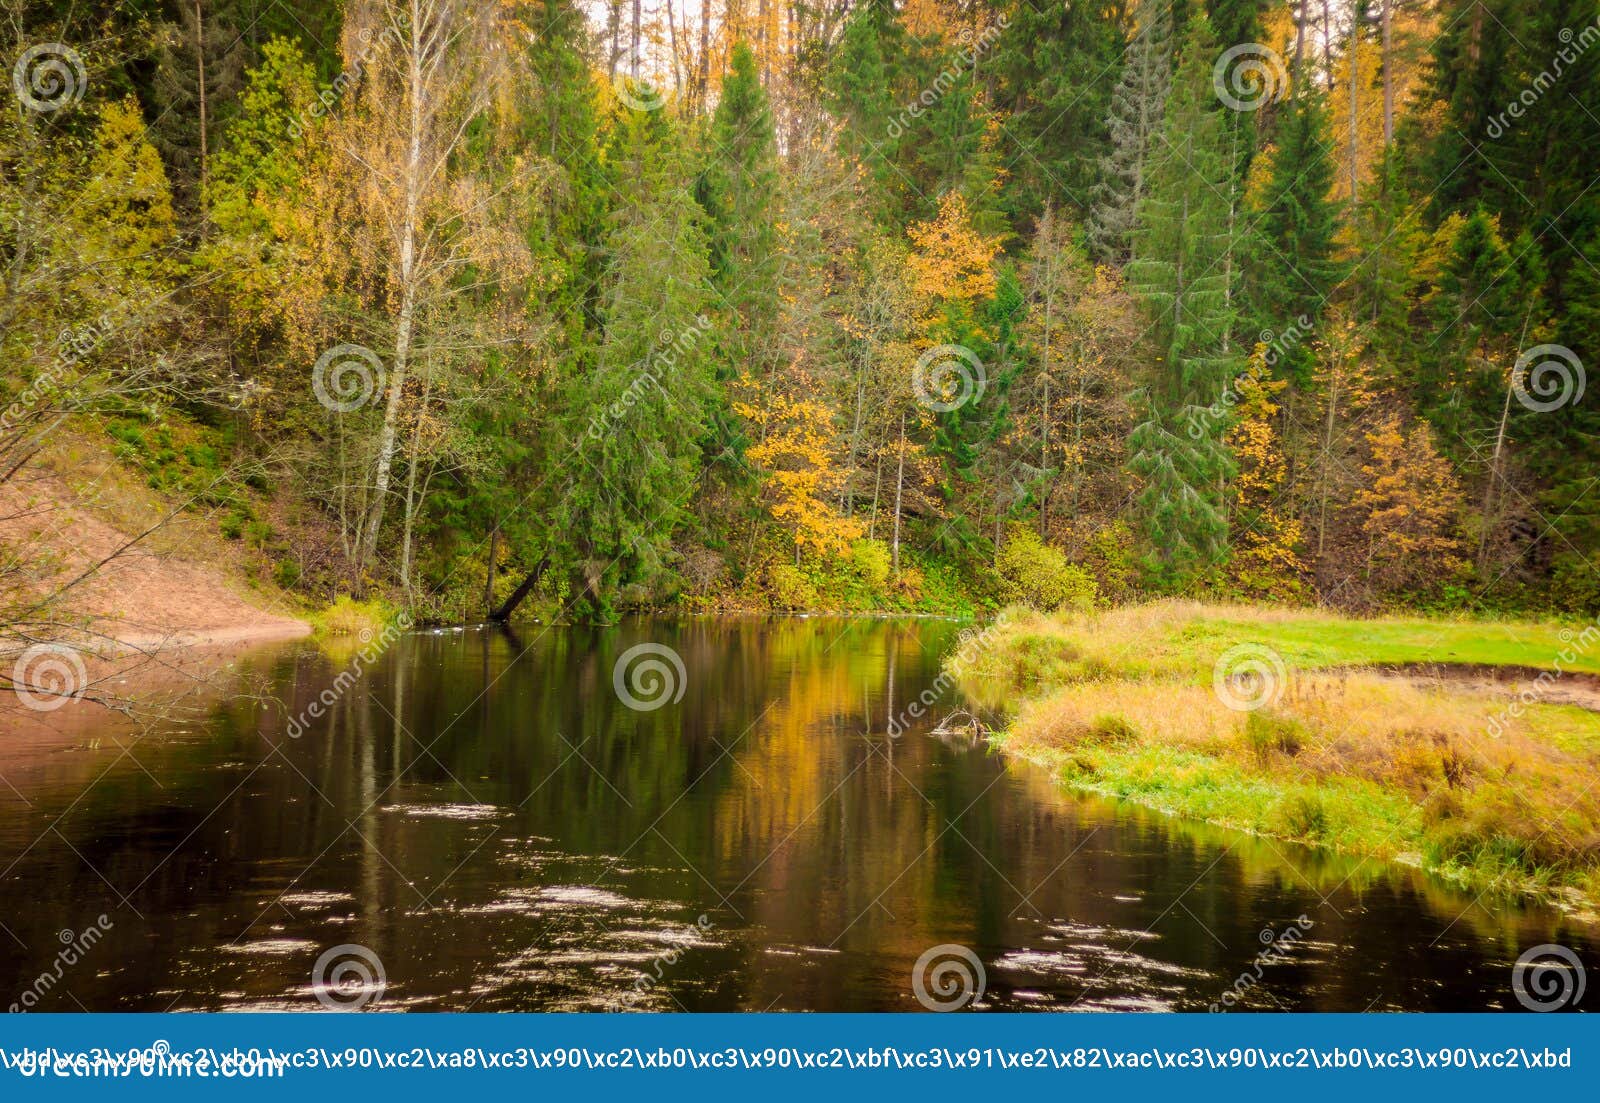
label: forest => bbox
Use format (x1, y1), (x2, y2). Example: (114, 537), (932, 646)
(3, 0), (1598, 627)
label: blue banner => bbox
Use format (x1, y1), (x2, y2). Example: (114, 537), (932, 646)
(0, 1014), (1592, 1100)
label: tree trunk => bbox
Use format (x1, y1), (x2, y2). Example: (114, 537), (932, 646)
(632, 0), (643, 77)
(1380, 0), (1393, 146)
(359, 0), (425, 568)
(195, 0), (209, 205)
(891, 413), (905, 575)
(1348, 4), (1359, 206)
(485, 528), (498, 617)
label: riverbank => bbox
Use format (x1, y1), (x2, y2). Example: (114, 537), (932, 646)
(950, 602), (1600, 918)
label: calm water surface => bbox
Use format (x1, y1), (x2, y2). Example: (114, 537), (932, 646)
(0, 617), (1594, 1011)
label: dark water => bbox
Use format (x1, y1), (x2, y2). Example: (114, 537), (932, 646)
(0, 617), (1595, 1012)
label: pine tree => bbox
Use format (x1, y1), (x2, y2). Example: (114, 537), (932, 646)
(701, 42), (781, 372)
(558, 108), (715, 616)
(1252, 82), (1344, 383)
(1087, 0), (1173, 263)
(991, 0), (1123, 226)
(1125, 12), (1240, 582)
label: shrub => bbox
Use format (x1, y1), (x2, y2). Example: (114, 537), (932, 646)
(995, 524), (1099, 612)
(1244, 710), (1304, 762)
(849, 538), (891, 590)
(768, 563), (816, 610)
(1277, 793), (1329, 840)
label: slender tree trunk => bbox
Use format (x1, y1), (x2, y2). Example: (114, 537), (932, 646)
(632, 0), (643, 77)
(1381, 0), (1393, 146)
(360, 0), (425, 569)
(1348, 2), (1359, 206)
(1321, 0), (1335, 91)
(1039, 220), (1054, 537)
(195, 0), (209, 206)
(891, 413), (905, 575)
(485, 529), (498, 617)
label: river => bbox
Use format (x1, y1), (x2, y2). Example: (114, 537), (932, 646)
(0, 617), (1593, 1012)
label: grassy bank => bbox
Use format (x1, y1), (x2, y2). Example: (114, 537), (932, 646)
(952, 602), (1600, 915)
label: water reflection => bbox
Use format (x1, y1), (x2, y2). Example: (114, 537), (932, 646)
(0, 617), (1594, 1012)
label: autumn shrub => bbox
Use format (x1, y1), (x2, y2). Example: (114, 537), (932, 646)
(768, 563), (816, 610)
(995, 524), (1099, 612)
(849, 538), (891, 590)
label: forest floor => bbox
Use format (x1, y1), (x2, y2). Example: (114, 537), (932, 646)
(951, 602), (1600, 919)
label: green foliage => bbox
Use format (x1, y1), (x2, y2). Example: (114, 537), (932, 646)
(995, 524), (1099, 611)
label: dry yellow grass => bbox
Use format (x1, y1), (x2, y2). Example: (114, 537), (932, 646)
(961, 604), (1600, 911)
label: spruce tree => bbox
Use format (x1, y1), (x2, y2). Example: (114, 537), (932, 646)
(1252, 82), (1344, 384)
(700, 42), (780, 372)
(1087, 0), (1173, 263)
(1125, 12), (1239, 582)
(991, 0), (1122, 225)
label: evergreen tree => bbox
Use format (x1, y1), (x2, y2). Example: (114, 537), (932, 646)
(1087, 0), (1173, 262)
(1125, 12), (1240, 581)
(557, 108), (715, 616)
(1252, 82), (1344, 384)
(700, 42), (781, 372)
(991, 0), (1123, 226)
